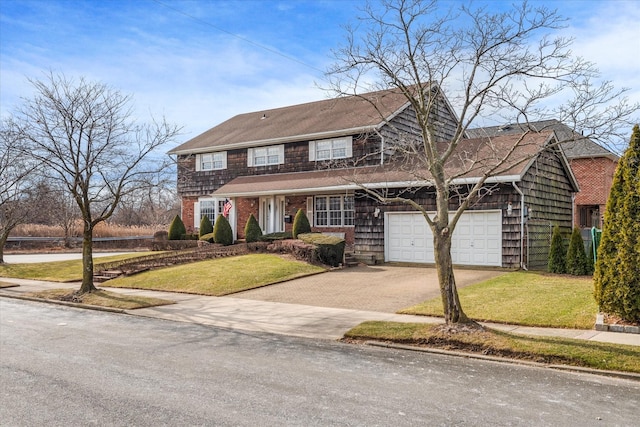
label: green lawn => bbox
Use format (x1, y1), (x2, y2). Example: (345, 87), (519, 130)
(103, 254), (325, 296)
(400, 271), (598, 329)
(345, 321), (640, 373)
(0, 253), (156, 282)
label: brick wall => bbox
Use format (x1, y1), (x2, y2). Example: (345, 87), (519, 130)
(235, 197), (259, 239)
(570, 157), (617, 227)
(181, 196), (198, 233)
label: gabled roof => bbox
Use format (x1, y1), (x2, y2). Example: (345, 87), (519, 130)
(467, 119), (619, 161)
(169, 87), (416, 155)
(212, 130), (579, 197)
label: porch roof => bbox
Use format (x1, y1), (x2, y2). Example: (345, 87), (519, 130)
(211, 131), (565, 197)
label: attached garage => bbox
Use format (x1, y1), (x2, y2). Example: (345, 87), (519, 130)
(385, 210), (502, 267)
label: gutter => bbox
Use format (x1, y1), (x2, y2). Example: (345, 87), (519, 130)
(512, 182), (527, 270)
(168, 126), (376, 155)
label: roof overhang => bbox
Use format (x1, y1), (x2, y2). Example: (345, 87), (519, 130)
(168, 126), (377, 156)
(210, 168), (524, 198)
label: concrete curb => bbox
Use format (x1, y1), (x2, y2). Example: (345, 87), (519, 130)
(595, 313), (640, 334)
(366, 341), (640, 382)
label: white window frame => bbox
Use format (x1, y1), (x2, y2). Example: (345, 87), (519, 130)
(194, 197), (228, 229)
(314, 195), (355, 227)
(247, 145), (284, 167)
(309, 136), (353, 161)
(196, 152), (227, 171)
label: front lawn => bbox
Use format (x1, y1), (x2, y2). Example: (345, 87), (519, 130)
(400, 271), (597, 329)
(103, 254), (325, 296)
(345, 321), (640, 373)
(0, 252), (156, 282)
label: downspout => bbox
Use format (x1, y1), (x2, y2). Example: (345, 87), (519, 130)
(512, 182), (527, 270)
(571, 193), (576, 229)
(374, 129), (385, 165)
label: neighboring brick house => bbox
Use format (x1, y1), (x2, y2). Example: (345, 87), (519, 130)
(169, 87), (578, 269)
(469, 120), (619, 230)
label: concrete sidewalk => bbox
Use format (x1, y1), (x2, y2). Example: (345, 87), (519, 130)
(1, 276), (639, 346)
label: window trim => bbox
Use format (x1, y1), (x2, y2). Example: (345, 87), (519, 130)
(309, 136), (353, 161)
(313, 195), (355, 227)
(196, 152), (227, 171)
(247, 145), (285, 167)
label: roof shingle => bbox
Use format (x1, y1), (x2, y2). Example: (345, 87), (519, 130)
(169, 87), (413, 154)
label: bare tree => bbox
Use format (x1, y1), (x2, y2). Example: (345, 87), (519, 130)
(111, 168), (180, 227)
(15, 73), (181, 293)
(0, 118), (35, 263)
(328, 0), (638, 325)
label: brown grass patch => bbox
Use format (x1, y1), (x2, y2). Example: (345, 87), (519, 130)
(12, 222), (165, 238)
(26, 288), (174, 310)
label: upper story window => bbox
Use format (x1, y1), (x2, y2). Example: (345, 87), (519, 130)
(247, 145), (284, 167)
(309, 136), (353, 161)
(196, 152), (227, 171)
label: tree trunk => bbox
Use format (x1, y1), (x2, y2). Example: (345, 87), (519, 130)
(433, 230), (471, 324)
(79, 224), (97, 294)
(0, 230), (8, 264)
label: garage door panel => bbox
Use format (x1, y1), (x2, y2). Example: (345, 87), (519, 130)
(386, 211), (502, 266)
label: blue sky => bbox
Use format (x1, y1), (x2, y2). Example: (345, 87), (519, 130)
(1, 0), (639, 142)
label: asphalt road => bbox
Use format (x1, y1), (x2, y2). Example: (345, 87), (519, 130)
(1, 299), (638, 426)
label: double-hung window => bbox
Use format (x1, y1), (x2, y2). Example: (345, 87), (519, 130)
(195, 198), (230, 228)
(197, 152), (227, 171)
(314, 195), (354, 227)
(247, 145), (284, 166)
(309, 136), (352, 161)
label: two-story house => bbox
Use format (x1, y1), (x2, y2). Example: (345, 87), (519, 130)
(169, 86), (578, 269)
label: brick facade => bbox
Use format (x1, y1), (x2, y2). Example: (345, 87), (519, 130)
(570, 157), (617, 228)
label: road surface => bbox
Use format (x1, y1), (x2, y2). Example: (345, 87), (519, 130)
(1, 299), (638, 426)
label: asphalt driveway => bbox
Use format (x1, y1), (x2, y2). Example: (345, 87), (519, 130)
(234, 265), (504, 313)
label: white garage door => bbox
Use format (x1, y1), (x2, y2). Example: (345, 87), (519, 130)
(385, 210), (502, 266)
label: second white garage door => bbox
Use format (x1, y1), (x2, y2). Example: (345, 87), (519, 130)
(385, 210), (502, 267)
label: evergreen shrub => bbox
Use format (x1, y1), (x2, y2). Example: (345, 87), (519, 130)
(548, 224), (566, 274)
(292, 209), (311, 238)
(199, 214), (213, 238)
(299, 233), (346, 267)
(260, 231), (293, 241)
(244, 214), (263, 243)
(213, 215), (233, 246)
(594, 124), (640, 322)
(168, 215), (186, 240)
(566, 227), (590, 275)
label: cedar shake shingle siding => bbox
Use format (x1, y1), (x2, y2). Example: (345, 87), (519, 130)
(171, 86), (578, 268)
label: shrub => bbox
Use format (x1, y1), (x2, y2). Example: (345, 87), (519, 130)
(299, 233), (346, 267)
(594, 124), (640, 322)
(244, 214), (263, 243)
(260, 231), (292, 241)
(292, 209), (311, 238)
(548, 225), (566, 274)
(199, 232), (215, 243)
(168, 215), (186, 240)
(566, 228), (590, 276)
(213, 214), (233, 246)
(199, 214), (213, 238)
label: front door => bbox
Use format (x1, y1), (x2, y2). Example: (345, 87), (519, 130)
(259, 196), (285, 234)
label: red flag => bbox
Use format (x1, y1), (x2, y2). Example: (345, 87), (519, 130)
(223, 199), (232, 218)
